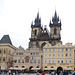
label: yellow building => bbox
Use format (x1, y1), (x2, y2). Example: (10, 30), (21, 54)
(43, 43), (74, 71)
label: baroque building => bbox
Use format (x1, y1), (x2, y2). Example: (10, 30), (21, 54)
(43, 43), (74, 71)
(0, 11), (75, 71)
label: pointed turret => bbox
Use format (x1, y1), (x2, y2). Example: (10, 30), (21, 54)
(31, 12), (41, 28)
(49, 10), (61, 29)
(49, 10), (62, 46)
(52, 10), (59, 24)
(30, 12), (43, 42)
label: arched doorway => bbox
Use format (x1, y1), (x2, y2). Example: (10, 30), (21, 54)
(57, 66), (63, 71)
(29, 66), (33, 70)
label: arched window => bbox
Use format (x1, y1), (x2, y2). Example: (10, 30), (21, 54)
(54, 28), (57, 35)
(34, 30), (37, 36)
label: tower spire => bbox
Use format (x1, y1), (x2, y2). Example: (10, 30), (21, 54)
(52, 10), (59, 24)
(31, 11), (42, 28)
(33, 11), (41, 27)
(54, 10), (57, 19)
(49, 10), (61, 28)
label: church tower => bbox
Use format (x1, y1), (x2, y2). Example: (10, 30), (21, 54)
(29, 12), (43, 48)
(49, 11), (62, 45)
(30, 12), (42, 41)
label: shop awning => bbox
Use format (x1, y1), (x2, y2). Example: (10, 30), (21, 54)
(64, 68), (72, 70)
(9, 67), (26, 70)
(44, 68), (56, 70)
(31, 68), (40, 70)
(9, 67), (13, 69)
(14, 68), (26, 70)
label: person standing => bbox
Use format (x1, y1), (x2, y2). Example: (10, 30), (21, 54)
(63, 70), (68, 75)
(41, 71), (45, 75)
(8, 70), (11, 75)
(36, 72), (39, 75)
(59, 71), (63, 75)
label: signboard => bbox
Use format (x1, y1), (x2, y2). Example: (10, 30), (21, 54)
(1, 66), (5, 70)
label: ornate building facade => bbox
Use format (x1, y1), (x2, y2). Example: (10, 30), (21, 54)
(0, 11), (75, 71)
(43, 43), (74, 71)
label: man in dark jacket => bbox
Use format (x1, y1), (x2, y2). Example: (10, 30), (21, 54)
(63, 70), (68, 75)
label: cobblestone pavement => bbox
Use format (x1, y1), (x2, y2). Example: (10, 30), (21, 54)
(0, 73), (73, 75)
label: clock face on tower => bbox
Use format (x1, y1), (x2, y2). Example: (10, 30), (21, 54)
(44, 30), (46, 33)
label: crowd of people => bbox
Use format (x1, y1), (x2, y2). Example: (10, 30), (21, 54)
(0, 69), (75, 75)
(36, 70), (75, 75)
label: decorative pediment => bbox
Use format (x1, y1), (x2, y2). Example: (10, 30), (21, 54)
(65, 42), (73, 47)
(55, 43), (62, 47)
(43, 43), (52, 48)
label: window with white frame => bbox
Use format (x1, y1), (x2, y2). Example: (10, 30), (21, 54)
(69, 48), (72, 51)
(69, 53), (72, 57)
(49, 60), (51, 63)
(61, 60), (63, 63)
(65, 53), (68, 57)
(49, 49), (51, 51)
(61, 53), (64, 57)
(38, 60), (40, 64)
(66, 49), (68, 51)
(45, 49), (47, 52)
(58, 49), (60, 51)
(49, 53), (51, 57)
(53, 49), (55, 52)
(57, 53), (60, 57)
(69, 59), (72, 64)
(52, 59), (55, 63)
(30, 60), (32, 63)
(53, 53), (55, 57)
(65, 59), (68, 63)
(61, 48), (64, 51)
(45, 53), (47, 57)
(45, 60), (47, 64)
(57, 60), (60, 63)
(34, 60), (36, 64)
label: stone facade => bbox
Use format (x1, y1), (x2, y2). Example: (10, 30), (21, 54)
(0, 11), (75, 71)
(0, 43), (16, 70)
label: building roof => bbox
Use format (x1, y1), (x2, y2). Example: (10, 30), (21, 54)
(0, 35), (12, 45)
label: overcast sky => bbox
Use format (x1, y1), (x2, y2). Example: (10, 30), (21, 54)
(0, 0), (75, 49)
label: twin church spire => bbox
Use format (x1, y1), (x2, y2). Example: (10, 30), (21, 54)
(31, 12), (41, 28)
(49, 10), (61, 30)
(30, 10), (62, 46)
(31, 10), (61, 29)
